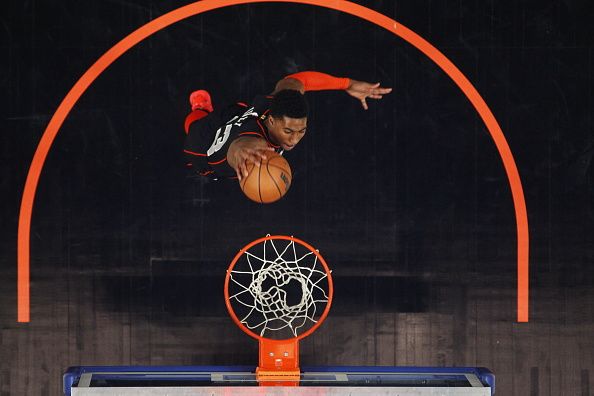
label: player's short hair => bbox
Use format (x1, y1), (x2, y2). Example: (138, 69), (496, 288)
(269, 89), (309, 119)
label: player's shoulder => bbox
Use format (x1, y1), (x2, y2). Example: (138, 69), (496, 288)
(251, 94), (274, 115)
(233, 114), (264, 135)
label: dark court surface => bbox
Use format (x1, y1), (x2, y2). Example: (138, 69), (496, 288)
(1, 1), (593, 395)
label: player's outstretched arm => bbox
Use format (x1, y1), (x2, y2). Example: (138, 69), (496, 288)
(273, 71), (392, 110)
(227, 137), (275, 181)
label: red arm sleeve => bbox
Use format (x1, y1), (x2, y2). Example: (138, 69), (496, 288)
(284, 71), (350, 91)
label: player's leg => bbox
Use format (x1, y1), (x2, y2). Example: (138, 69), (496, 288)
(190, 90), (214, 113)
(184, 90), (215, 134)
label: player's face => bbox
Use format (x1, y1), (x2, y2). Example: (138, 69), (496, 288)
(267, 116), (307, 151)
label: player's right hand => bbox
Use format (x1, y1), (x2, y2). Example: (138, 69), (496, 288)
(227, 137), (275, 181)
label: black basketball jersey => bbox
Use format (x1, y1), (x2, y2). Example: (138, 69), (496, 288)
(184, 95), (282, 178)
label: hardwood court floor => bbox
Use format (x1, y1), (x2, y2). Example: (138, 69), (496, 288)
(0, 257), (592, 395)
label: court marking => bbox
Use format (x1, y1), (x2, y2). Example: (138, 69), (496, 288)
(17, 0), (529, 322)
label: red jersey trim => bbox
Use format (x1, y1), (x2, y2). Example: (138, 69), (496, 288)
(239, 131), (265, 138)
(184, 109), (209, 134)
(184, 149), (207, 157)
(208, 157), (227, 165)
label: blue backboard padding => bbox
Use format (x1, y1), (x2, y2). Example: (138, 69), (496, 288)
(64, 365), (495, 396)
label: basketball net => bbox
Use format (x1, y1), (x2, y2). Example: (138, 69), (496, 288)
(225, 235), (333, 383)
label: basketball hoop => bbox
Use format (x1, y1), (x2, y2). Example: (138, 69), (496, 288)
(224, 235), (333, 383)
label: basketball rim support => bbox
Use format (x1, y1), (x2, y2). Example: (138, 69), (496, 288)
(257, 338), (300, 383)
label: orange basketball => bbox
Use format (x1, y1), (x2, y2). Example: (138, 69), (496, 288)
(240, 152), (292, 203)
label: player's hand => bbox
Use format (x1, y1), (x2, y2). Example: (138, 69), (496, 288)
(227, 138), (275, 181)
(234, 147), (270, 181)
(346, 80), (392, 110)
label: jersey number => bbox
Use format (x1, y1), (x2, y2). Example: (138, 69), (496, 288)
(205, 107), (258, 156)
(206, 124), (232, 156)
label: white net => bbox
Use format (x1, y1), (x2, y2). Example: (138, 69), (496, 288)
(227, 237), (331, 339)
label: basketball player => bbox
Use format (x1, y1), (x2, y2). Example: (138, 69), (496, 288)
(184, 71), (392, 181)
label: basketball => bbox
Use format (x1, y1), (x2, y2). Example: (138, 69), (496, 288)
(240, 152), (292, 203)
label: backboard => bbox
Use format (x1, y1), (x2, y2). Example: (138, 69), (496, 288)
(64, 365), (495, 395)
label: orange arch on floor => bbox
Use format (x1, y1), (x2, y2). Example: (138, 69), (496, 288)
(17, 0), (529, 323)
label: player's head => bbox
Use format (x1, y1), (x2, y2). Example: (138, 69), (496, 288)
(266, 89), (308, 151)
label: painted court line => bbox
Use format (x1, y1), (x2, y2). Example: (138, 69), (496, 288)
(18, 0), (529, 323)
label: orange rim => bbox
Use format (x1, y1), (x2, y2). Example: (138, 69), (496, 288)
(224, 235), (334, 342)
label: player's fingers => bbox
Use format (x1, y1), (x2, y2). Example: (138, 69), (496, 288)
(369, 94), (383, 99)
(371, 87), (391, 95)
(255, 149), (268, 161)
(248, 147), (269, 156)
(247, 152), (262, 167)
(241, 149), (259, 167)
(257, 150), (268, 163)
(240, 161), (249, 178)
(361, 98), (369, 110)
(233, 158), (244, 180)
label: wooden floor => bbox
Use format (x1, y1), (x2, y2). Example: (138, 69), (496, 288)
(1, 258), (593, 395)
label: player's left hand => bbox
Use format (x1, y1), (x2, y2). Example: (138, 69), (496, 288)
(346, 80), (392, 110)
